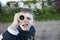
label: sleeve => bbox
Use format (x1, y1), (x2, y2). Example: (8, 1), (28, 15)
(0, 27), (19, 40)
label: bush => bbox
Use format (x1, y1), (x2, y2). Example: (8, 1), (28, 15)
(0, 5), (60, 22)
(48, 5), (57, 14)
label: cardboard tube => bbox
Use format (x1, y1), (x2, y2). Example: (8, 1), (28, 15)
(18, 13), (26, 22)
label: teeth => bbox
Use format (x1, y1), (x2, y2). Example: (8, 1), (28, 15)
(22, 24), (28, 27)
(24, 24), (26, 26)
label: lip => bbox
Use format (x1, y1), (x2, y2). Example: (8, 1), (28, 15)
(22, 24), (28, 28)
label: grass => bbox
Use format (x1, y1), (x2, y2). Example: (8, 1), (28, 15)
(0, 13), (60, 22)
(35, 13), (60, 21)
(0, 14), (14, 22)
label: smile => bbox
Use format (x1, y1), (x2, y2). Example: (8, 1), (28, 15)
(22, 24), (28, 28)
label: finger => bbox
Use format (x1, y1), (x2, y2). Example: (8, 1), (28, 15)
(14, 13), (21, 23)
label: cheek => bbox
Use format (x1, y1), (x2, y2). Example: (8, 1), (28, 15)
(29, 20), (34, 25)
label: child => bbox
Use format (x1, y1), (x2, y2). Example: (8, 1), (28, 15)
(0, 8), (35, 40)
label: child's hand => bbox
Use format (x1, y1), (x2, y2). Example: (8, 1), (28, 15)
(9, 13), (20, 30)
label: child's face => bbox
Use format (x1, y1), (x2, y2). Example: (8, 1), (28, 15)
(19, 12), (34, 31)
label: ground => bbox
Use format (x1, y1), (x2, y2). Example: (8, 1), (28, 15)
(0, 20), (60, 40)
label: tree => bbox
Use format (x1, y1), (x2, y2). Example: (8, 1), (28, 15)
(0, 1), (2, 16)
(47, 0), (52, 6)
(6, 2), (10, 6)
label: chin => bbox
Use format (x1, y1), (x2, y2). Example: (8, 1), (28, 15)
(21, 27), (29, 31)
(22, 28), (27, 31)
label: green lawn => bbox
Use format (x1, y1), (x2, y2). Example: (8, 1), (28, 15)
(0, 13), (60, 22)
(35, 14), (60, 21)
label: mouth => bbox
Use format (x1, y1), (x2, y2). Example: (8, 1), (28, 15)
(22, 24), (28, 28)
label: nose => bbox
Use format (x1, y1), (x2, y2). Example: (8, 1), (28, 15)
(24, 20), (27, 23)
(23, 18), (29, 23)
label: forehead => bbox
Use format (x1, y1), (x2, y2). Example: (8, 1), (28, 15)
(20, 12), (33, 18)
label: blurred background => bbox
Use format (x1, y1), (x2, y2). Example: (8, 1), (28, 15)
(0, 0), (60, 40)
